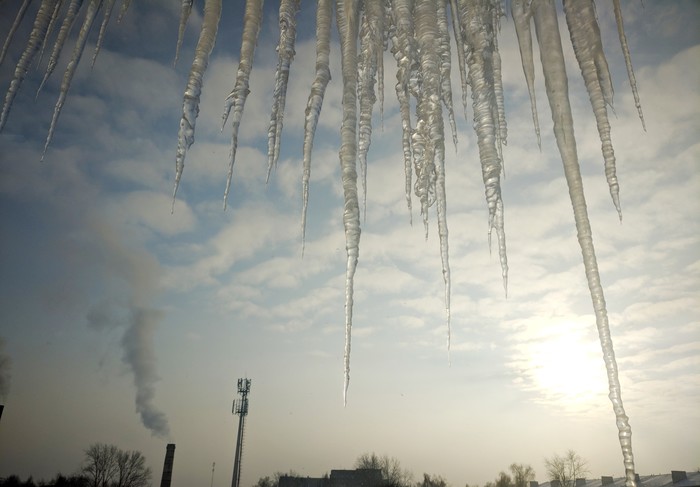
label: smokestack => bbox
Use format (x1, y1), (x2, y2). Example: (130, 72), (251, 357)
(159, 443), (176, 487)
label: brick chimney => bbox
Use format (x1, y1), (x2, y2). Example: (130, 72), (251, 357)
(159, 443), (176, 487)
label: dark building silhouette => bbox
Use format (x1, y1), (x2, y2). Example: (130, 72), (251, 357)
(278, 469), (383, 487)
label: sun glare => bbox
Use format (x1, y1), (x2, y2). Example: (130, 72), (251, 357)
(512, 321), (609, 413)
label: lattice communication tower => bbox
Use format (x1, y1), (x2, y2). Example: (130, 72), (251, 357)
(230, 378), (251, 487)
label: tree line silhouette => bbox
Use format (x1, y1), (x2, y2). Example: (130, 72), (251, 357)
(0, 443), (151, 487)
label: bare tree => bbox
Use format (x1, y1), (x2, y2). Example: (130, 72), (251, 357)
(254, 476), (275, 487)
(82, 444), (150, 487)
(418, 473), (448, 487)
(510, 464), (536, 487)
(495, 472), (512, 487)
(355, 452), (414, 487)
(83, 444), (119, 487)
(114, 450), (151, 487)
(544, 450), (590, 487)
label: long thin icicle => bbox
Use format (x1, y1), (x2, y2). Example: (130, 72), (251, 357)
(613, 0), (645, 130)
(436, 0), (458, 151)
(414, 0), (451, 357)
(174, 0), (193, 66)
(389, 0), (417, 224)
(266, 0), (301, 182)
(37, 0), (84, 97)
(459, 0), (508, 293)
(172, 0), (222, 206)
(491, 1), (506, 155)
(511, 0), (541, 148)
(0, 0), (33, 67)
(221, 0), (264, 208)
(336, 0), (360, 406)
(358, 0), (382, 221)
(531, 2), (636, 485)
(36, 0), (64, 68)
(116, 0), (131, 23)
(411, 0), (437, 237)
(448, 0), (469, 123)
(91, 0), (117, 68)
(564, 0), (621, 219)
(0, 0), (58, 132)
(301, 0), (332, 254)
(42, 0), (102, 160)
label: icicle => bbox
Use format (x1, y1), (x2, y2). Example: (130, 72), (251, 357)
(613, 0), (645, 130)
(172, 0), (222, 206)
(389, 0), (417, 224)
(301, 0), (332, 254)
(335, 0), (361, 406)
(414, 0), (452, 357)
(36, 0), (64, 68)
(530, 2), (636, 485)
(174, 0), (193, 66)
(266, 0), (301, 183)
(511, 0), (541, 148)
(411, 0), (436, 237)
(0, 0), (59, 133)
(448, 0), (469, 123)
(459, 0), (508, 293)
(91, 0), (117, 68)
(221, 0), (264, 209)
(37, 0), (84, 97)
(563, 0), (621, 219)
(0, 0), (34, 67)
(358, 0), (382, 221)
(116, 0), (131, 23)
(491, 1), (507, 154)
(436, 0), (458, 151)
(42, 0), (102, 160)
(377, 1), (387, 126)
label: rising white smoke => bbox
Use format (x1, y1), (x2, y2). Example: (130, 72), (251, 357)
(85, 219), (170, 439)
(87, 301), (170, 439)
(122, 307), (170, 438)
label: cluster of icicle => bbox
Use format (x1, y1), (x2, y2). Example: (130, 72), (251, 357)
(0, 0), (132, 157)
(0, 1), (645, 485)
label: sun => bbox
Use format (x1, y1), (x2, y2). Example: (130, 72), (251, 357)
(511, 319), (609, 413)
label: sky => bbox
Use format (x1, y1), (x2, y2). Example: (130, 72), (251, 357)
(0, 1), (698, 486)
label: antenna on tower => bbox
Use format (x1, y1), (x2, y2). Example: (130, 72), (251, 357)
(230, 378), (251, 487)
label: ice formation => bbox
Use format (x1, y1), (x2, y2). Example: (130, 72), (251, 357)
(0, 1), (645, 483)
(301, 0), (332, 252)
(335, 0), (361, 405)
(524, 1), (635, 485)
(172, 0), (221, 205)
(221, 0), (264, 208)
(41, 0), (101, 160)
(0, 0), (32, 67)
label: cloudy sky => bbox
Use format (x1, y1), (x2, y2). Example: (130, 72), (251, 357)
(0, 1), (698, 486)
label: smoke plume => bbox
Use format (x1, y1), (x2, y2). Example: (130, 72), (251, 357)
(122, 307), (170, 438)
(85, 219), (170, 439)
